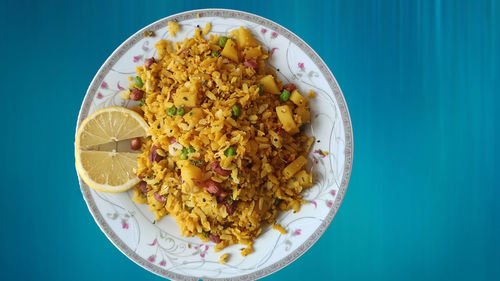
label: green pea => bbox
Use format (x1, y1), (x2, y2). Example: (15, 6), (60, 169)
(280, 90), (291, 102)
(224, 146), (236, 157)
(231, 105), (241, 118)
(167, 106), (177, 116)
(257, 84), (263, 96)
(211, 51), (220, 57)
(218, 36), (228, 48)
(187, 146), (196, 153)
(134, 76), (144, 88)
(179, 151), (188, 160)
(177, 106), (185, 116)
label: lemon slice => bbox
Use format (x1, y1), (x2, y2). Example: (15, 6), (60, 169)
(76, 106), (149, 148)
(76, 151), (140, 192)
(75, 106), (149, 193)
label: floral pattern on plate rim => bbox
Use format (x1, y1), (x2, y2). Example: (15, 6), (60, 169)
(76, 9), (353, 281)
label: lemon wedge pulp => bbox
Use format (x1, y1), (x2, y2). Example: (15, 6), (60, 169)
(75, 106), (149, 193)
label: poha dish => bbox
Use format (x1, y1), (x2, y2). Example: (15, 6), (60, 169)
(127, 25), (314, 256)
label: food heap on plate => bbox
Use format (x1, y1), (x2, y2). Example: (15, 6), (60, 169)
(120, 24), (315, 257)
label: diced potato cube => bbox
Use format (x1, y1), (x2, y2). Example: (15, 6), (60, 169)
(220, 39), (239, 62)
(173, 87), (199, 108)
(178, 160), (202, 187)
(290, 90), (309, 107)
(236, 27), (258, 49)
(243, 46), (262, 59)
(184, 108), (204, 126)
(259, 75), (280, 95)
(295, 170), (313, 188)
(283, 155), (307, 179)
(276, 105), (298, 134)
(295, 106), (310, 124)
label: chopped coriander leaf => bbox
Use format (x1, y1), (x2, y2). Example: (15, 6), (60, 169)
(138, 100), (145, 106)
(190, 159), (203, 166)
(187, 146), (196, 153)
(211, 51), (220, 57)
(231, 105), (241, 118)
(201, 230), (209, 236)
(257, 84), (263, 96)
(274, 198), (283, 206)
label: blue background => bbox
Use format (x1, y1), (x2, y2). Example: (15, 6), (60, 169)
(1, 0), (499, 280)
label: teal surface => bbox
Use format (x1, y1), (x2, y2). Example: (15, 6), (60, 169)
(1, 0), (499, 280)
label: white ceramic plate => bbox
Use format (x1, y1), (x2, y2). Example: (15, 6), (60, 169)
(76, 9), (353, 281)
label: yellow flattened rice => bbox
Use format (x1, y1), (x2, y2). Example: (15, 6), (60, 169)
(272, 224), (287, 234)
(168, 21), (180, 37)
(219, 253), (230, 264)
(129, 26), (314, 256)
